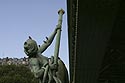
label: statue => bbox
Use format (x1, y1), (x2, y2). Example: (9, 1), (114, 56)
(23, 9), (69, 83)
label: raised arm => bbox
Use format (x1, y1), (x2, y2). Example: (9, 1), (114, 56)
(38, 25), (61, 54)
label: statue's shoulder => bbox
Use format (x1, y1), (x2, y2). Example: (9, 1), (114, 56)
(36, 54), (48, 65)
(37, 54), (48, 60)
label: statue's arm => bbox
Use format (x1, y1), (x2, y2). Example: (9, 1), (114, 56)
(38, 25), (61, 53)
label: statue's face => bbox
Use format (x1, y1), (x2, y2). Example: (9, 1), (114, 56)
(24, 39), (38, 56)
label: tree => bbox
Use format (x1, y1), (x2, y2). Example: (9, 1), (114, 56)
(0, 65), (39, 83)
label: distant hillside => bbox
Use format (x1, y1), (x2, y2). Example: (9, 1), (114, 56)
(0, 65), (39, 83)
(0, 57), (29, 66)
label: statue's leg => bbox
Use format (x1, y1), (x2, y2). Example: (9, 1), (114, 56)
(53, 76), (62, 83)
(39, 79), (42, 83)
(48, 71), (53, 83)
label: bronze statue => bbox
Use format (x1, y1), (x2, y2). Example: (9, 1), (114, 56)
(23, 9), (69, 83)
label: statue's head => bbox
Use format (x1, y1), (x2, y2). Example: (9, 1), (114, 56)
(24, 36), (38, 57)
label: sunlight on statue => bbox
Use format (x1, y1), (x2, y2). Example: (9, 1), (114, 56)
(23, 9), (69, 83)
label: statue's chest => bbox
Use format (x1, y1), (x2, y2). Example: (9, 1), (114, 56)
(29, 58), (43, 67)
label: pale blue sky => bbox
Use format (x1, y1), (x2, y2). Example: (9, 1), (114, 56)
(0, 0), (69, 68)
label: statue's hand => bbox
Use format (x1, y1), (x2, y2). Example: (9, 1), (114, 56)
(49, 56), (58, 71)
(49, 63), (58, 71)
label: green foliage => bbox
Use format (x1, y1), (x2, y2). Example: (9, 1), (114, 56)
(0, 65), (39, 83)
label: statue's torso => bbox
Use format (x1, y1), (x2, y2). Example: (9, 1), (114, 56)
(29, 55), (48, 73)
(29, 54), (48, 68)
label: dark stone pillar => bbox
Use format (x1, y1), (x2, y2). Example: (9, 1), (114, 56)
(74, 0), (121, 83)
